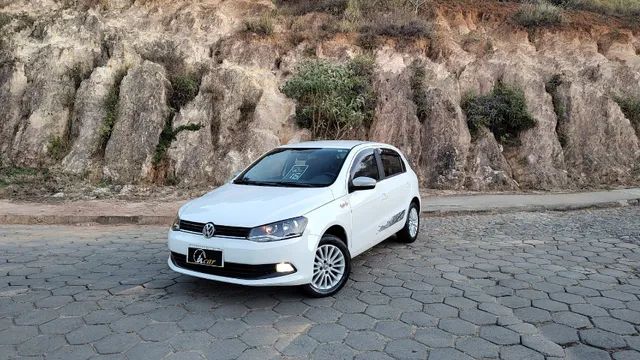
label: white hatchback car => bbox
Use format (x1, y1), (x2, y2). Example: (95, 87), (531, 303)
(168, 140), (421, 297)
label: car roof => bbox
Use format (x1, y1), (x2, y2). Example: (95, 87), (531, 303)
(280, 140), (372, 149)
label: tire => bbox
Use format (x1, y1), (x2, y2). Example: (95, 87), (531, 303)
(302, 235), (351, 297)
(397, 202), (420, 243)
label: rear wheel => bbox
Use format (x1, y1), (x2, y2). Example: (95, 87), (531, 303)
(397, 202), (419, 243)
(302, 235), (351, 297)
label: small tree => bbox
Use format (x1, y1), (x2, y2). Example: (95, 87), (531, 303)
(281, 57), (376, 139)
(462, 82), (537, 145)
(407, 0), (427, 14)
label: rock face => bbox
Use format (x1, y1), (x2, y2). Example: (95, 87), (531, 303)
(166, 62), (297, 185)
(0, 0), (638, 190)
(554, 79), (640, 186)
(63, 63), (126, 175)
(103, 61), (172, 183)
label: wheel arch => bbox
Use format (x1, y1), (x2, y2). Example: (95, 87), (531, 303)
(411, 196), (421, 211)
(323, 224), (348, 248)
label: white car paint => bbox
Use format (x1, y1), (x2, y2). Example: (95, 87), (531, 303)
(167, 140), (421, 287)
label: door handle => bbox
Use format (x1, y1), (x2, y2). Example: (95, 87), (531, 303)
(381, 193), (388, 200)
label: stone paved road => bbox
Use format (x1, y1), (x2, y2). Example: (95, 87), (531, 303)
(1, 208), (640, 359)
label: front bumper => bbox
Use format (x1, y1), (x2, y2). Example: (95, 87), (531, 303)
(167, 229), (317, 286)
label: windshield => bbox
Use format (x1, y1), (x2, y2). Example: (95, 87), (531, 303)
(234, 148), (351, 187)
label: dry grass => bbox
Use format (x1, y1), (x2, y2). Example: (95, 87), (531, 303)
(560, 0), (640, 17)
(514, 1), (565, 27)
(244, 14), (274, 35)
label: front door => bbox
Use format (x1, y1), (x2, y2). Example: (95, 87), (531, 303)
(348, 148), (386, 256)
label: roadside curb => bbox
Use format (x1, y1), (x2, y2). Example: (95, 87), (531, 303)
(0, 198), (637, 226)
(0, 214), (173, 226)
(423, 198), (640, 217)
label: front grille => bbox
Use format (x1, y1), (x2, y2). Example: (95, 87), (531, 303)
(178, 220), (251, 238)
(170, 252), (294, 280)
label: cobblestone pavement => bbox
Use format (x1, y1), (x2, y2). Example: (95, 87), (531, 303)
(1, 208), (640, 359)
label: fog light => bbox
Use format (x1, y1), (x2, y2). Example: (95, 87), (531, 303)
(276, 262), (294, 273)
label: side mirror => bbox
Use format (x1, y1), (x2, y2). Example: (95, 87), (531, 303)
(351, 176), (376, 192)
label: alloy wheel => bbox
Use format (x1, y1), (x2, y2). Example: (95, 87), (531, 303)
(311, 244), (346, 291)
(408, 207), (419, 238)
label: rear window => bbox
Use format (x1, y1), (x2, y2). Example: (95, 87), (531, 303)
(380, 149), (405, 178)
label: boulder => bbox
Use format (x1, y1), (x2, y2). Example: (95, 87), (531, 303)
(103, 61), (172, 183)
(62, 63), (127, 174)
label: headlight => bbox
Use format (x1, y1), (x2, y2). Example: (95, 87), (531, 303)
(248, 217), (308, 242)
(171, 215), (180, 231)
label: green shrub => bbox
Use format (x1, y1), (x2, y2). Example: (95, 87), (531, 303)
(244, 14), (274, 35)
(616, 96), (640, 135)
(99, 71), (126, 153)
(545, 75), (568, 147)
(356, 32), (378, 50)
(48, 136), (69, 161)
(514, 1), (565, 27)
(410, 62), (428, 123)
(169, 73), (199, 111)
(152, 73), (202, 166)
(0, 167), (42, 188)
(0, 13), (11, 30)
(153, 121), (203, 166)
(276, 0), (349, 16)
(281, 56), (376, 139)
(69, 64), (86, 89)
(462, 83), (537, 145)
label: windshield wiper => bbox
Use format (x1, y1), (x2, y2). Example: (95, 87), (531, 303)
(234, 179), (285, 187)
(233, 179), (267, 186)
(234, 179), (320, 188)
(277, 182), (319, 188)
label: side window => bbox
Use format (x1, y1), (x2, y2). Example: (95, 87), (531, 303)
(350, 150), (380, 181)
(380, 149), (405, 178)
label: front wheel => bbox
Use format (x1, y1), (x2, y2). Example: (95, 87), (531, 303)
(302, 235), (351, 297)
(397, 202), (420, 243)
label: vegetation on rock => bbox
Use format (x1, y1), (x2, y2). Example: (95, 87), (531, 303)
(410, 62), (429, 124)
(550, 0), (640, 17)
(99, 71), (127, 155)
(350, 0), (433, 49)
(281, 56), (376, 139)
(545, 75), (569, 148)
(462, 83), (537, 145)
(278, 0), (434, 50)
(48, 136), (69, 161)
(244, 14), (274, 35)
(0, 167), (47, 189)
(616, 96), (640, 136)
(275, 0), (349, 16)
(514, 1), (564, 27)
(168, 73), (200, 111)
(153, 73), (203, 166)
(153, 121), (203, 166)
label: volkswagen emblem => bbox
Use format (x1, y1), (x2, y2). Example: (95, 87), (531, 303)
(202, 222), (216, 238)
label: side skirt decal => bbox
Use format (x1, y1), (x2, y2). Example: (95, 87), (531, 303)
(378, 210), (406, 232)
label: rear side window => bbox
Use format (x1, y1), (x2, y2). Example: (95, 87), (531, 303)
(351, 150), (380, 180)
(380, 149), (405, 178)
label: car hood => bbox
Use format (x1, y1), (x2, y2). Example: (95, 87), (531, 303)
(179, 183), (335, 227)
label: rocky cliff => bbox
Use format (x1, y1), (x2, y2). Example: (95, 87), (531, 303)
(0, 0), (638, 192)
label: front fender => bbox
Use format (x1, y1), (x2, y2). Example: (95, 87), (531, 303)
(304, 196), (352, 252)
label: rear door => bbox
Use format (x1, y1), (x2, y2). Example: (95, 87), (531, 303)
(375, 148), (411, 238)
